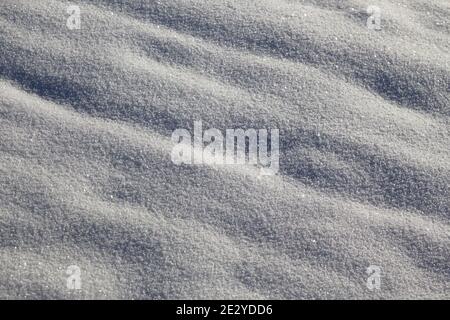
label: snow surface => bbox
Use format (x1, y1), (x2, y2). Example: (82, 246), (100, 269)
(0, 0), (449, 299)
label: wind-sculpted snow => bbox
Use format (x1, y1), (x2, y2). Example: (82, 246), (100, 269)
(0, 0), (449, 299)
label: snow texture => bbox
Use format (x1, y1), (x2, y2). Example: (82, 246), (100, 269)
(0, 0), (449, 299)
